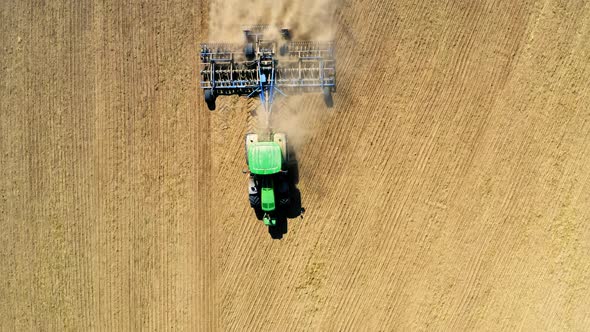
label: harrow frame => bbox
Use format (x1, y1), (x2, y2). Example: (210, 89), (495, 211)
(199, 25), (336, 112)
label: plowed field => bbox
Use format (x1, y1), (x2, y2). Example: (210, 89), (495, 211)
(1, 0), (589, 330)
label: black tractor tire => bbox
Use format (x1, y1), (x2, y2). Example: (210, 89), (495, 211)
(280, 28), (291, 41)
(249, 194), (260, 208)
(244, 43), (255, 60)
(205, 89), (216, 111)
(279, 197), (290, 206)
(323, 87), (333, 108)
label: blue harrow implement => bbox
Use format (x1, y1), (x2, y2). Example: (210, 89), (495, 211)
(199, 25), (336, 114)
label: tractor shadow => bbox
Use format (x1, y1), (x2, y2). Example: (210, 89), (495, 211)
(268, 146), (305, 240)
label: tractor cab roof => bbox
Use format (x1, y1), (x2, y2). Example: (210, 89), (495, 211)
(248, 142), (282, 175)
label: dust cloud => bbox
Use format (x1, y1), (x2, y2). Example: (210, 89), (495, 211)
(270, 95), (333, 151)
(208, 0), (340, 149)
(209, 0), (339, 42)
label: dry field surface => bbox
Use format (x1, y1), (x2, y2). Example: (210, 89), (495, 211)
(1, 0), (589, 330)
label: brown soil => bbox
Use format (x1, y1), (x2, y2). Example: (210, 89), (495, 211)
(1, 0), (589, 330)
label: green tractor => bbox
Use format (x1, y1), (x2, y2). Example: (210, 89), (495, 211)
(245, 132), (290, 226)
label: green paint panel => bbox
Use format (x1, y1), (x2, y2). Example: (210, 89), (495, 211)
(248, 142), (282, 175)
(261, 187), (275, 212)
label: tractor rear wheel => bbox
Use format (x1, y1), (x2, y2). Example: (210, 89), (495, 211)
(279, 197), (290, 206)
(249, 194), (260, 208)
(205, 89), (216, 111)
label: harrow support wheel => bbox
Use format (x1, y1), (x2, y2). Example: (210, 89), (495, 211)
(279, 44), (289, 56)
(205, 89), (216, 111)
(323, 87), (333, 108)
(244, 43), (255, 60)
